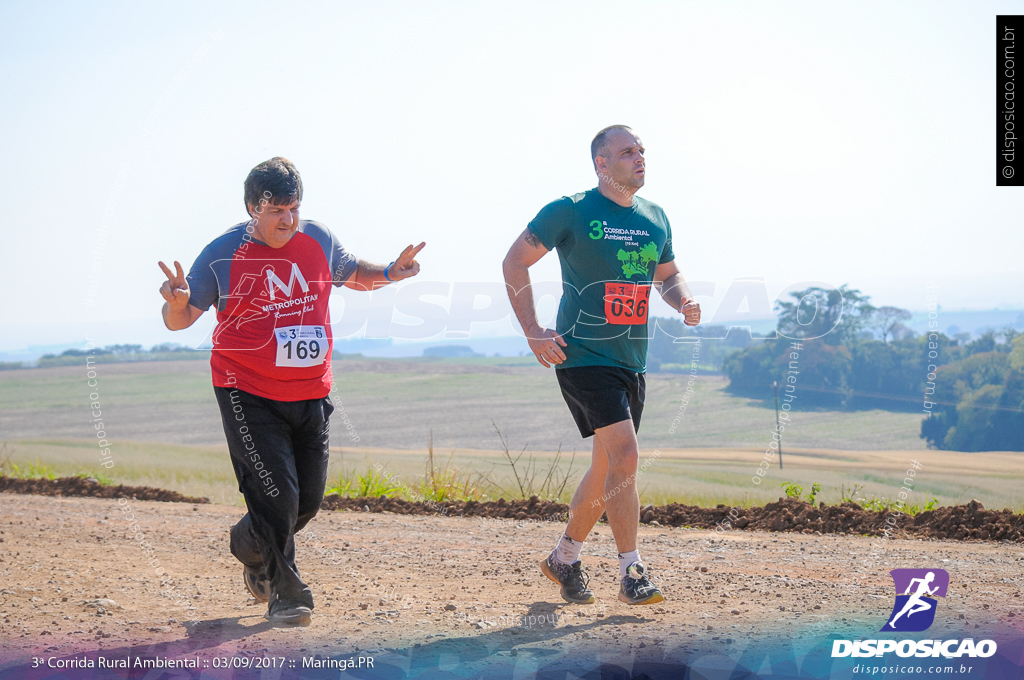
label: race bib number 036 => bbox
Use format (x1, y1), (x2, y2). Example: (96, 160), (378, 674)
(275, 325), (327, 367)
(604, 283), (651, 325)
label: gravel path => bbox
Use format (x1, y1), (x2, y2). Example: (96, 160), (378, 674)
(2, 493), (1022, 675)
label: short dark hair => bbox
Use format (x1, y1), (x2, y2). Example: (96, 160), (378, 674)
(590, 125), (633, 167)
(243, 157), (303, 217)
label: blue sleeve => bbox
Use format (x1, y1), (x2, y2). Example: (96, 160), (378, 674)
(527, 198), (574, 251)
(300, 221), (358, 286)
(186, 242), (224, 312)
(185, 223), (246, 312)
(330, 234), (358, 286)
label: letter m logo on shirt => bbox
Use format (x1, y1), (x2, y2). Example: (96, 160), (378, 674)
(266, 262), (310, 301)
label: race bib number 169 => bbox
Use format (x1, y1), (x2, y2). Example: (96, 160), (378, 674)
(275, 325), (328, 367)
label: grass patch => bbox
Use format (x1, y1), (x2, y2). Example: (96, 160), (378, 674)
(1, 442), (113, 484)
(6, 460), (58, 480)
(493, 422), (576, 501)
(1, 439), (239, 504)
(778, 480), (939, 516)
(416, 433), (490, 502)
(326, 466), (406, 499)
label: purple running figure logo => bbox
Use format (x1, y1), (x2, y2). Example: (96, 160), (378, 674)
(882, 569), (949, 632)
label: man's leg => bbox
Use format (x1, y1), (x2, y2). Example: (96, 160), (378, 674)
(563, 437), (610, 542)
(214, 388), (313, 614)
(593, 419), (640, 553)
(540, 433), (610, 605)
(594, 419), (662, 605)
(545, 366), (658, 604)
(292, 395), (333, 535)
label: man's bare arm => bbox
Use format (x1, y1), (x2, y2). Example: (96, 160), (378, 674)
(502, 230), (549, 336)
(162, 302), (205, 330)
(343, 259), (389, 290)
(502, 229), (567, 367)
(654, 260), (701, 326)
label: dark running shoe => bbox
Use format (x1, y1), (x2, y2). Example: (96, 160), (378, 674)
(265, 597), (312, 627)
(243, 564), (271, 603)
(618, 561), (664, 605)
(540, 554), (596, 604)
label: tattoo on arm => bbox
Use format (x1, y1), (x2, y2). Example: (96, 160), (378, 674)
(524, 231), (541, 248)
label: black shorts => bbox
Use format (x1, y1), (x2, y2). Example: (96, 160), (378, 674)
(556, 365), (646, 439)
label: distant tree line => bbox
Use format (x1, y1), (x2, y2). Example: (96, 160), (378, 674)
(921, 333), (1024, 451)
(647, 317), (755, 373)
(3, 343), (209, 369)
(718, 285), (1023, 451)
(4, 341), (371, 370)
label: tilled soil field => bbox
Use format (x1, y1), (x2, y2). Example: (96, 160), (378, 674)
(322, 495), (1024, 542)
(5, 476), (1021, 542)
(2, 490), (1024, 676)
(0, 477), (210, 504)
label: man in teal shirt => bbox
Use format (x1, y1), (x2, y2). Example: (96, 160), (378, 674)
(503, 125), (701, 606)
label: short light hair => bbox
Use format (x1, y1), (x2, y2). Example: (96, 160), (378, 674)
(590, 125), (633, 168)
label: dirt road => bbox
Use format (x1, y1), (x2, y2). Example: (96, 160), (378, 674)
(2, 493), (1022, 676)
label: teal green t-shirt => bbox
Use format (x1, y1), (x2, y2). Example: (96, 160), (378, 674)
(528, 188), (675, 372)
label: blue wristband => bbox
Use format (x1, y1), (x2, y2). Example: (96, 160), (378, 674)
(383, 262), (395, 282)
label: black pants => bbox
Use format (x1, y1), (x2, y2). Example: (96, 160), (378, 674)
(214, 386), (334, 609)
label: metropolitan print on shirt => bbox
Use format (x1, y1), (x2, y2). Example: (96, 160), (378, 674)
(186, 220), (358, 402)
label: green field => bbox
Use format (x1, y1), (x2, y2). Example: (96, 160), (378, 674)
(1, 358), (1020, 511)
(0, 357), (931, 450)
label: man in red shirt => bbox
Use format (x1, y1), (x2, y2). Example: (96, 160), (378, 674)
(159, 157), (424, 626)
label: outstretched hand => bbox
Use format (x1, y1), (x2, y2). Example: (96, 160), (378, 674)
(387, 242), (426, 281)
(158, 260), (191, 309)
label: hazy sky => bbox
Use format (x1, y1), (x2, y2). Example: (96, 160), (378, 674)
(1, 0), (1020, 352)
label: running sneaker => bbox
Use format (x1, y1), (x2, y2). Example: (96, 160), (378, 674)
(265, 597), (312, 627)
(540, 554), (596, 604)
(618, 561), (664, 605)
(243, 564), (271, 603)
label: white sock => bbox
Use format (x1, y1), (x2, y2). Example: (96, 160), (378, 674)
(552, 534), (585, 565)
(618, 549), (641, 578)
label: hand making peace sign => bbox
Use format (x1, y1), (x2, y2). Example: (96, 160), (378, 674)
(385, 242), (426, 282)
(158, 260), (191, 310)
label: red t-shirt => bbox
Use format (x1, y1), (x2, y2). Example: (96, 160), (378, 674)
(186, 220), (358, 401)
